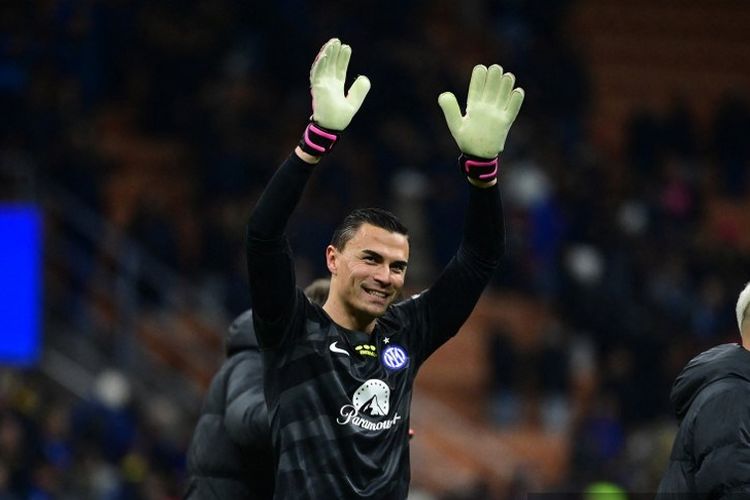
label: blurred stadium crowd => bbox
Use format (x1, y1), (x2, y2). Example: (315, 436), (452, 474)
(2, 0), (750, 498)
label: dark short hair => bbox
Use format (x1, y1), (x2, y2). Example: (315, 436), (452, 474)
(330, 208), (408, 250)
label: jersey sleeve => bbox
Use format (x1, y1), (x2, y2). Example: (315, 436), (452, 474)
(246, 154), (315, 348)
(396, 183), (505, 365)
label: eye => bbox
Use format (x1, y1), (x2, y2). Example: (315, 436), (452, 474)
(362, 255), (376, 263)
(391, 265), (406, 274)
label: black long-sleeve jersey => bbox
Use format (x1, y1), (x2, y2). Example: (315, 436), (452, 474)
(247, 153), (505, 499)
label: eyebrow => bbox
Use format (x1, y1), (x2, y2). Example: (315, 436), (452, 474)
(361, 249), (408, 269)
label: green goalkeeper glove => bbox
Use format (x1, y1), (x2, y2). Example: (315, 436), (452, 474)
(299, 38), (371, 157)
(438, 64), (524, 180)
(310, 38), (370, 131)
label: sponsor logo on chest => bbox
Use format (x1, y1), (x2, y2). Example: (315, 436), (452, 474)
(336, 379), (402, 431)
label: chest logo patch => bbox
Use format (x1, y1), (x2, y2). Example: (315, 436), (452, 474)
(352, 379), (390, 416)
(329, 341), (349, 356)
(381, 345), (409, 372)
(336, 379), (402, 431)
(355, 344), (377, 357)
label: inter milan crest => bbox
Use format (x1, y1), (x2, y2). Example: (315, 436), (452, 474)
(381, 344), (409, 372)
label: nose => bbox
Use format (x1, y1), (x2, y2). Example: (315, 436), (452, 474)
(372, 264), (391, 285)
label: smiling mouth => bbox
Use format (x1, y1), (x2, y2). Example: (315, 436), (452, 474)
(363, 288), (389, 299)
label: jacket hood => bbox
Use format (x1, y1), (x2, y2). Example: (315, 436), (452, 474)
(225, 310), (259, 356)
(671, 343), (750, 419)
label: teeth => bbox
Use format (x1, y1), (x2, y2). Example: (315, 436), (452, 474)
(366, 289), (387, 298)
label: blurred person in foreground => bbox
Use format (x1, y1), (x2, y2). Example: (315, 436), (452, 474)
(656, 281), (750, 499)
(246, 38), (523, 499)
(184, 280), (330, 499)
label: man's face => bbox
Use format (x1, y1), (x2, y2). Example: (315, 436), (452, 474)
(326, 223), (409, 319)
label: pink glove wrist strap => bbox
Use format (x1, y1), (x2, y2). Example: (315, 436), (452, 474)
(459, 154), (500, 181)
(298, 122), (340, 157)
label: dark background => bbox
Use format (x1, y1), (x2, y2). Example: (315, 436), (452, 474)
(1, 0), (749, 498)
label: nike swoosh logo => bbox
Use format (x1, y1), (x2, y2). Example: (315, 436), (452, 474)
(329, 342), (350, 356)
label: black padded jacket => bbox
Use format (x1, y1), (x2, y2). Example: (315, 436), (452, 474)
(184, 310), (273, 499)
(656, 343), (750, 500)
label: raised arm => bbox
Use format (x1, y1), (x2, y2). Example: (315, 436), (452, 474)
(415, 65), (524, 354)
(246, 38), (370, 345)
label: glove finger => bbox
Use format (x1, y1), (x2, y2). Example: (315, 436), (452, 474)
(311, 38), (338, 83)
(484, 64), (504, 102)
(323, 39), (340, 79)
(505, 87), (525, 122)
(321, 37), (340, 53)
(438, 92), (462, 135)
(310, 54), (328, 85)
(466, 65), (487, 111)
(336, 44), (352, 82)
(346, 75), (371, 112)
(497, 72), (516, 106)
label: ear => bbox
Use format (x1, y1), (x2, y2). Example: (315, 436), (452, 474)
(325, 245), (338, 275)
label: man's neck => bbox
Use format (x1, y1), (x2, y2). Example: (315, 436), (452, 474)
(323, 301), (376, 334)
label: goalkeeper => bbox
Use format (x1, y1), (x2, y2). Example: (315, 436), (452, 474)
(246, 38), (524, 499)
